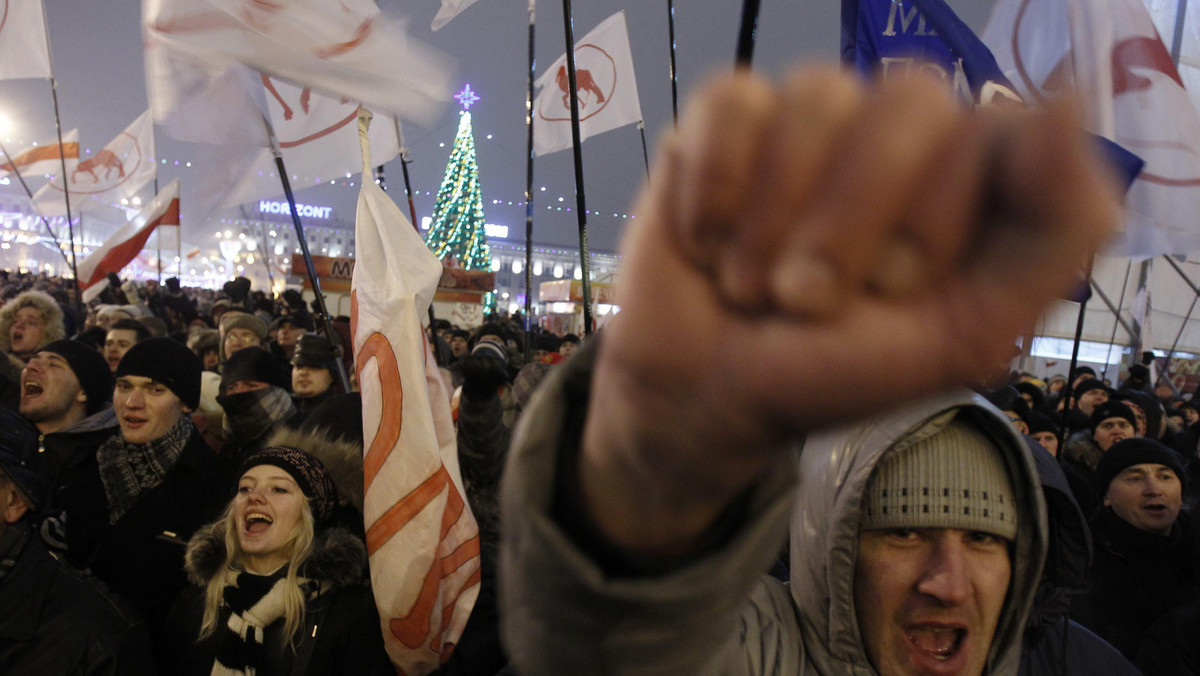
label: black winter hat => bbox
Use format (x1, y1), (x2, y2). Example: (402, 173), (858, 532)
(222, 347), (288, 392)
(1025, 410), (1058, 436)
(39, 339), (112, 415)
(1075, 378), (1110, 398)
(0, 407), (43, 509)
(240, 446), (338, 524)
(115, 337), (202, 411)
(1090, 400), (1137, 432)
(291, 333), (337, 370)
(1095, 437), (1187, 499)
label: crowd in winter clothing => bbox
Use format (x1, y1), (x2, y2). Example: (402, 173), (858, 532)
(0, 270), (574, 675)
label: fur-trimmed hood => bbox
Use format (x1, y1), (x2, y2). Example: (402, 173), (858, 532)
(184, 522), (367, 590)
(0, 290), (65, 355)
(265, 427), (363, 516)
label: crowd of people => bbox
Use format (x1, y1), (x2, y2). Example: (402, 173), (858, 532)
(0, 264), (577, 675)
(1, 65), (1197, 676)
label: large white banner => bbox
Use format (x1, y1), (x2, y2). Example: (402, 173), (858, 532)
(351, 112), (480, 676)
(32, 111), (157, 216)
(0, 0), (51, 81)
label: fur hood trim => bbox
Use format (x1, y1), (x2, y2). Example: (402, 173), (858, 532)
(0, 290), (65, 354)
(266, 426), (364, 515)
(185, 521), (367, 590)
(1063, 430), (1104, 472)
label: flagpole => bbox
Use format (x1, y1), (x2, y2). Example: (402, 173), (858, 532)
(38, 0), (81, 310)
(735, 0), (762, 65)
(561, 0), (595, 336)
(1059, 255), (1097, 454)
(266, 132), (352, 393)
(1171, 0), (1189, 64)
(1101, 261), (1134, 383)
(242, 205), (275, 293)
(638, 121), (650, 180)
(397, 150), (448, 366)
(154, 176), (162, 284)
(0, 141), (72, 270)
(667, 0), (680, 123)
(524, 0), (537, 361)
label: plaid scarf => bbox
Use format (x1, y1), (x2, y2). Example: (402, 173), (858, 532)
(97, 416), (194, 524)
(211, 569), (324, 676)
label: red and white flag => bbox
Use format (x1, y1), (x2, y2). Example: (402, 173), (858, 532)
(983, 0), (1200, 258)
(351, 111), (480, 675)
(32, 110), (157, 216)
(0, 129), (78, 179)
(533, 10), (643, 156)
(77, 179), (180, 302)
(142, 0), (452, 127)
(0, 0), (52, 81)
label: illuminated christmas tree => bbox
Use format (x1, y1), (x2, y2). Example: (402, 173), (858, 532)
(425, 85), (492, 272)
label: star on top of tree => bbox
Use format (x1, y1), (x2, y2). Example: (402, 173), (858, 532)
(455, 84), (480, 110)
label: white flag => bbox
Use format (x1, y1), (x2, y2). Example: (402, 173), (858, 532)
(143, 0), (452, 126)
(983, 0), (1200, 258)
(186, 76), (403, 221)
(0, 129), (78, 179)
(0, 0), (51, 80)
(351, 111), (480, 675)
(77, 179), (180, 302)
(32, 111), (157, 216)
(432, 0), (483, 31)
(533, 10), (643, 156)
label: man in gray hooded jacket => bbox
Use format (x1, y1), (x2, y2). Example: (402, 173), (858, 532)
(499, 65), (1121, 676)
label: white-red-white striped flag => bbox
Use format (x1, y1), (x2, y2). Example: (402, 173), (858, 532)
(32, 111), (157, 216)
(0, 129), (78, 179)
(351, 111), (480, 676)
(0, 0), (52, 81)
(77, 179), (180, 302)
(533, 10), (643, 156)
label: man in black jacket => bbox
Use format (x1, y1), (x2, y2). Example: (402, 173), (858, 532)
(0, 406), (155, 675)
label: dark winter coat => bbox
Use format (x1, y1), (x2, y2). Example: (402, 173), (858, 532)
(0, 525), (156, 676)
(34, 408), (119, 518)
(1073, 506), (1200, 659)
(1019, 442), (1140, 676)
(1138, 595), (1200, 675)
(1061, 431), (1104, 518)
(61, 427), (227, 637)
(164, 524), (392, 676)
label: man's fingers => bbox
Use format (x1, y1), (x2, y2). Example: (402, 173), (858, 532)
(667, 72), (776, 274)
(769, 74), (962, 315)
(716, 67), (865, 310)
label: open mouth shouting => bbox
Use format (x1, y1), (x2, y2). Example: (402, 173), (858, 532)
(244, 511), (274, 537)
(905, 624), (970, 674)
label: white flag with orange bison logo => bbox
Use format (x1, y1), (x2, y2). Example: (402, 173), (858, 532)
(351, 111), (480, 676)
(983, 0), (1200, 258)
(32, 111), (157, 216)
(142, 0), (452, 127)
(533, 10), (643, 156)
(0, 0), (52, 81)
(0, 129), (78, 179)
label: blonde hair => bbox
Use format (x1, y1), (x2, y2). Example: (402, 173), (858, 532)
(198, 499), (316, 647)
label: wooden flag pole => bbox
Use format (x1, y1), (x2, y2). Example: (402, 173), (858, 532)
(524, 0), (537, 361)
(561, 0), (595, 336)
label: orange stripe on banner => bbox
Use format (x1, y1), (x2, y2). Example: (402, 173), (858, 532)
(437, 563), (483, 651)
(441, 538), (481, 575)
(366, 467), (449, 555)
(357, 331), (404, 492)
(387, 476), (482, 651)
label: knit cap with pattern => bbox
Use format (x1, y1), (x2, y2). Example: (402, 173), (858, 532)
(860, 417), (1018, 540)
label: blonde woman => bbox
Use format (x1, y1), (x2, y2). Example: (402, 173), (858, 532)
(165, 447), (391, 676)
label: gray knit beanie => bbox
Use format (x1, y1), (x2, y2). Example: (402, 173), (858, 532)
(860, 418), (1018, 540)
